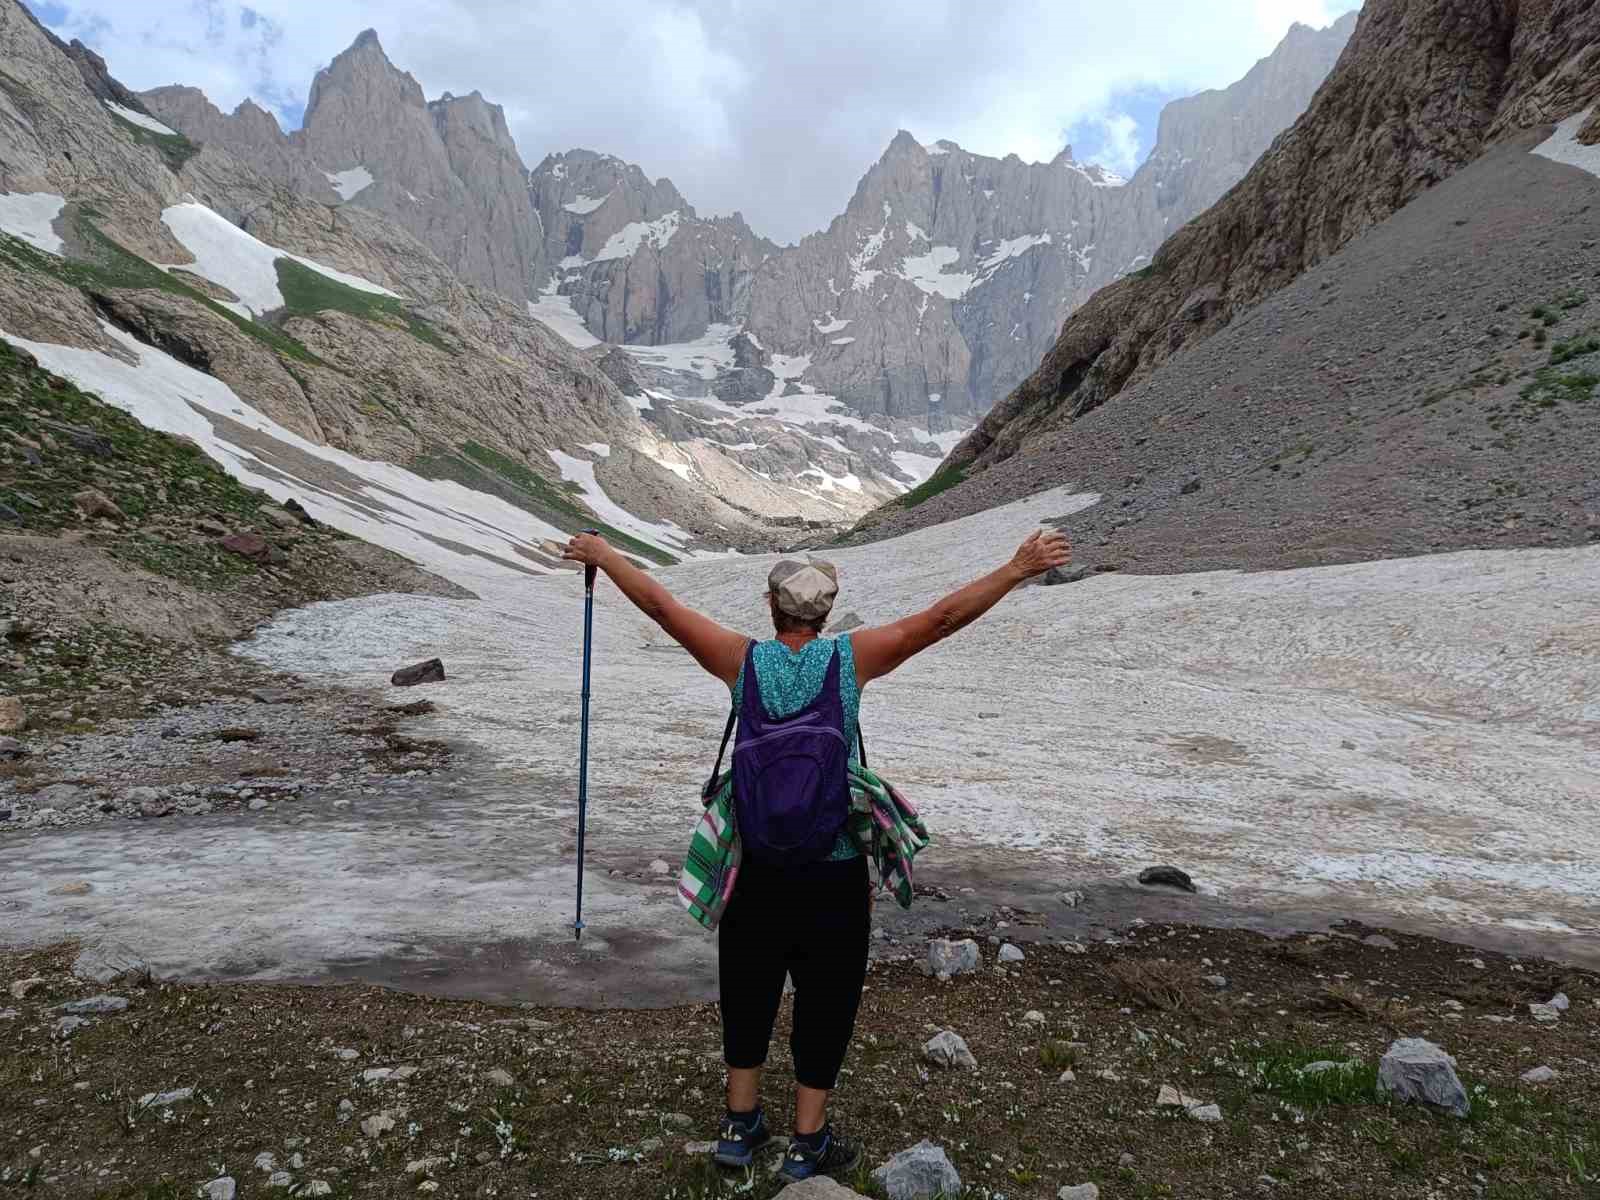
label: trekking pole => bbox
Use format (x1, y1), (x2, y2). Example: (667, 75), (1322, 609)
(574, 529), (599, 942)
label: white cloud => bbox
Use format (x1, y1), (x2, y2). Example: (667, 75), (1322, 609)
(27, 0), (1364, 244)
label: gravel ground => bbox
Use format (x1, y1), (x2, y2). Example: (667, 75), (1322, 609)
(2, 923), (1594, 1200)
(853, 142), (1600, 574)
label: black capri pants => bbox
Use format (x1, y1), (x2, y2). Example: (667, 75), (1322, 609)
(718, 854), (871, 1091)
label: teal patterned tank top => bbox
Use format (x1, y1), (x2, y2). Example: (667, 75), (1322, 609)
(731, 633), (862, 861)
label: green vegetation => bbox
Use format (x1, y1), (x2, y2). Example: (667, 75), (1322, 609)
(105, 109), (199, 173)
(274, 258), (450, 354)
(897, 464), (968, 510)
(411, 440), (677, 567)
(1549, 333), (1600, 367)
(0, 215), (319, 364)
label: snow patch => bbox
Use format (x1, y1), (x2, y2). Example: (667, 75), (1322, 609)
(2, 323), (567, 595)
(527, 283), (601, 350)
(324, 167), (375, 202)
(900, 245), (975, 299)
(849, 221), (889, 292)
(812, 315), (851, 335)
(548, 449), (694, 554)
(160, 201), (400, 318)
(0, 192), (66, 256)
(583, 443), (612, 458)
(978, 233), (1052, 275)
(829, 336), (856, 346)
(620, 323), (738, 381)
(904, 221), (928, 243)
(1533, 107), (1600, 180)
(562, 193), (608, 215)
(594, 211), (681, 262)
(104, 101), (177, 136)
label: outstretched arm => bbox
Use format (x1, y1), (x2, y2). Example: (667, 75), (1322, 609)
(562, 533), (747, 686)
(851, 529), (1070, 686)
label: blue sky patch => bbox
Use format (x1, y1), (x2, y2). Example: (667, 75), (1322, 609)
(1065, 85), (1181, 176)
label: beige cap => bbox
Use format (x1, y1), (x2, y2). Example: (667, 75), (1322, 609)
(767, 558), (839, 620)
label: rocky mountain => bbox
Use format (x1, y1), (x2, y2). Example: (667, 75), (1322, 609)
(850, 0), (1600, 575)
(735, 13), (1356, 422)
(529, 149), (777, 345)
(0, 0), (800, 585)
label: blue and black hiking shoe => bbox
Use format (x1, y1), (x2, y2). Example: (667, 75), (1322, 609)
(712, 1107), (773, 1168)
(778, 1123), (862, 1182)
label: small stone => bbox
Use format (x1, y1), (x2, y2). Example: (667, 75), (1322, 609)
(267, 1171), (292, 1189)
(334, 1048), (359, 1061)
(637, 1137), (663, 1155)
(486, 1068), (515, 1086)
(406, 1157), (448, 1176)
(926, 938), (981, 977)
(1377, 1038), (1470, 1117)
(0, 696), (24, 733)
(1363, 934), (1398, 950)
(998, 943), (1025, 963)
(1118, 1152), (1135, 1168)
(139, 1087), (193, 1108)
(204, 1178), (237, 1200)
(417, 1183), (439, 1195)
(1187, 1103), (1223, 1122)
(253, 1152), (277, 1173)
(1180, 477), (1201, 495)
(683, 1141), (716, 1156)
(1058, 890), (1086, 908)
(1137, 865), (1196, 893)
(219, 532), (272, 563)
(1548, 992), (1570, 1012)
(648, 859), (671, 875)
(1156, 1084), (1200, 1108)
(1529, 1003), (1561, 1023)
(52, 1015), (90, 1038)
(1301, 1060), (1357, 1076)
(302, 1184), (332, 1198)
(923, 1029), (978, 1071)
(1096, 1068), (1123, 1082)
(1023, 1010), (1045, 1025)
(1041, 564), (1094, 587)
(248, 798), (268, 812)
(1059, 1186), (1100, 1200)
(1058, 1069), (1076, 1083)
(360, 1113), (396, 1138)
(58, 995), (128, 1014)
(337, 1099), (354, 1123)
(661, 1112), (693, 1130)
(73, 488), (124, 520)
(391, 658), (445, 687)
(49, 881), (93, 896)
(9, 976), (47, 1000)
(1203, 974), (1228, 989)
(0, 1008), (18, 1020)
(1519, 1065), (1558, 1084)
(872, 1139), (962, 1200)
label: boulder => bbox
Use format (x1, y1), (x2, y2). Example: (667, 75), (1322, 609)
(923, 1029), (978, 1071)
(0, 697), (25, 733)
(204, 1178), (236, 1200)
(871, 1140), (962, 1200)
(1377, 1038), (1470, 1117)
(72, 939), (150, 986)
(73, 488), (124, 519)
(926, 937), (980, 977)
(998, 943), (1025, 963)
(1187, 1103), (1224, 1122)
(283, 498), (318, 526)
(1041, 564), (1094, 586)
(392, 658), (446, 687)
(1137, 865), (1196, 892)
(0, 735), (28, 759)
(58, 995), (128, 1014)
(775, 1178), (870, 1199)
(1519, 1065), (1558, 1084)
(257, 504), (299, 529)
(219, 532), (271, 563)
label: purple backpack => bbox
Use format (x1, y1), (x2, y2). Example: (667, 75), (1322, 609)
(703, 640), (863, 865)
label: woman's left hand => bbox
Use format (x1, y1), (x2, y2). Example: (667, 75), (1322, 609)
(562, 531), (616, 570)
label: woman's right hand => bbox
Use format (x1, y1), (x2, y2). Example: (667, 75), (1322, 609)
(1007, 529), (1072, 580)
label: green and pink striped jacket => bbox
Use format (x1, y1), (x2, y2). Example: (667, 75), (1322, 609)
(678, 763), (930, 930)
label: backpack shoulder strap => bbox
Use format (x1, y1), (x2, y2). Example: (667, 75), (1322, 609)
(703, 640), (756, 802)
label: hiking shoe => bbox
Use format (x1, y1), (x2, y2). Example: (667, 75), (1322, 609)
(778, 1124), (862, 1182)
(712, 1108), (773, 1168)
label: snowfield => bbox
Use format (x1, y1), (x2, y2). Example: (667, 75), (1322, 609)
(324, 166), (375, 201)
(160, 201), (402, 318)
(0, 191), (67, 255)
(104, 100), (177, 135)
(1533, 106), (1600, 180)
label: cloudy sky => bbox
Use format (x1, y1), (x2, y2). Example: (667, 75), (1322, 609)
(26, 0), (1362, 243)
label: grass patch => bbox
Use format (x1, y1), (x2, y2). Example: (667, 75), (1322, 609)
(105, 110), (199, 173)
(274, 258), (450, 354)
(897, 465), (968, 510)
(1549, 333), (1600, 367)
(1246, 1045), (1381, 1110)
(0, 218), (318, 365)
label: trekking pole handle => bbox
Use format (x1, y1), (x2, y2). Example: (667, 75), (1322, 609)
(581, 528), (599, 593)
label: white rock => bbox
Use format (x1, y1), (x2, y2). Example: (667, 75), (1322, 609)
(648, 858), (671, 874)
(872, 1139), (962, 1200)
(1059, 1186), (1100, 1200)
(52, 1015), (90, 1038)
(267, 1171), (292, 1188)
(360, 1113), (396, 1139)
(71, 939), (148, 985)
(138, 1088), (193, 1108)
(0, 1008), (17, 1020)
(58, 994), (128, 1014)
(1059, 890), (1087, 908)
(302, 1183), (332, 1198)
(1549, 992), (1570, 1011)
(998, 943), (1024, 963)
(1156, 1084), (1200, 1108)
(923, 1029), (978, 1071)
(253, 1152), (277, 1173)
(926, 938), (981, 977)
(8, 977), (46, 1000)
(683, 1140), (716, 1156)
(1023, 1010), (1045, 1025)
(334, 1048), (358, 1061)
(204, 1177), (236, 1200)
(1203, 974), (1228, 989)
(1377, 1038), (1470, 1117)
(487, 1067), (516, 1086)
(1187, 1103), (1224, 1123)
(1058, 1069), (1076, 1083)
(1529, 1003), (1561, 1023)
(406, 1157), (448, 1176)
(1519, 1065), (1558, 1084)
(1096, 1068), (1123, 1082)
